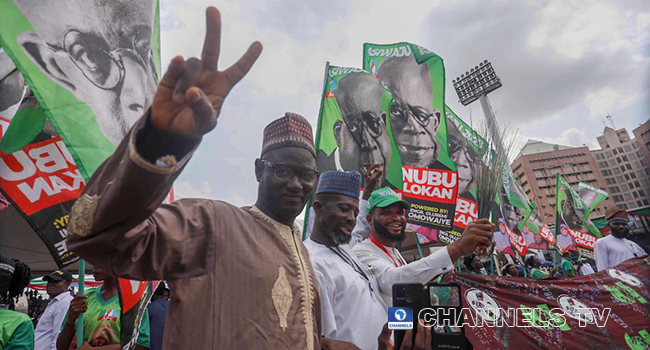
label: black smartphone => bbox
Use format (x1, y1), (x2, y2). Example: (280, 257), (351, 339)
(392, 282), (469, 350)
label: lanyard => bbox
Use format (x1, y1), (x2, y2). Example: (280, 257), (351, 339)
(310, 239), (375, 292)
(370, 236), (406, 267)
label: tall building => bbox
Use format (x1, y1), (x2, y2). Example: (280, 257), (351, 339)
(591, 126), (650, 211)
(511, 140), (614, 226)
(632, 119), (650, 168)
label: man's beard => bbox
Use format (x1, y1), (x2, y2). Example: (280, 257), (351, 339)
(610, 226), (630, 239)
(322, 224), (351, 246)
(374, 220), (405, 243)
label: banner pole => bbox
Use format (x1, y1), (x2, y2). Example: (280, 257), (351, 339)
(76, 259), (85, 348)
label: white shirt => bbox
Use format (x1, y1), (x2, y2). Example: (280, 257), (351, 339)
(35, 291), (73, 350)
(557, 234), (574, 250)
(304, 239), (387, 350)
(594, 235), (646, 271)
(493, 231), (511, 251)
(579, 263), (595, 275)
(353, 239), (453, 307)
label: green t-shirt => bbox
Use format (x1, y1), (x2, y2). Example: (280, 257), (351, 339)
(530, 268), (548, 279)
(561, 258), (575, 277)
(62, 286), (150, 347)
(0, 308), (34, 350)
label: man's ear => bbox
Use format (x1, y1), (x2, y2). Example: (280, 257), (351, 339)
(366, 213), (373, 227)
(333, 120), (343, 147)
(17, 32), (76, 91)
(255, 158), (264, 182)
(313, 200), (323, 216)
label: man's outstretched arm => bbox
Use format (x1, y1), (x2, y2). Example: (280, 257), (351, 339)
(66, 7), (262, 281)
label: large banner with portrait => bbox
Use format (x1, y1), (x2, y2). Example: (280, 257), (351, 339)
(555, 174), (606, 261)
(0, 0), (161, 179)
(0, 2), (161, 348)
(363, 42), (459, 239)
(447, 257), (650, 350)
(0, 49), (83, 266)
(492, 170), (532, 258)
(314, 65), (403, 189)
(434, 107), (485, 245)
(524, 202), (556, 249)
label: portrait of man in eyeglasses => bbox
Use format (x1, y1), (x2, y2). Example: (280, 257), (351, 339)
(377, 55), (441, 168)
(14, 0), (158, 146)
(331, 72), (392, 184)
(560, 188), (585, 231)
(446, 116), (478, 197)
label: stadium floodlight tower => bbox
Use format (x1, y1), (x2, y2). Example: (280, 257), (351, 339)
(452, 60), (502, 121)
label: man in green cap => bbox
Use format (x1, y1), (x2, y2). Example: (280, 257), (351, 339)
(354, 187), (494, 306)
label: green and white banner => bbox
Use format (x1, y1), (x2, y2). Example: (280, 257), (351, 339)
(555, 174), (606, 261)
(0, 0), (161, 179)
(314, 64), (403, 189)
(438, 107), (484, 245)
(363, 42), (459, 240)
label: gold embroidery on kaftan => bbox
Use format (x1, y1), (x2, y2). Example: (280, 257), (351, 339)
(272, 266), (293, 331)
(68, 194), (100, 237)
(251, 206), (315, 350)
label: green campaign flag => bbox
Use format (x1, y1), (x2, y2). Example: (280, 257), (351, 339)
(524, 201), (556, 249)
(314, 64), (403, 189)
(440, 106), (485, 244)
(555, 174), (600, 262)
(363, 42), (459, 242)
(0, 0), (161, 181)
(577, 181), (608, 237)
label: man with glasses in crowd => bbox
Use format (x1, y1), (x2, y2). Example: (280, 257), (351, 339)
(15, 0), (158, 145)
(377, 55), (441, 169)
(67, 7), (358, 350)
(328, 71), (392, 185)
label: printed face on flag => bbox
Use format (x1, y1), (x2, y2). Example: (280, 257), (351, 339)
(560, 189), (584, 230)
(446, 117), (477, 195)
(499, 190), (523, 231)
(14, 0), (158, 146)
(0, 61), (26, 121)
(378, 55), (440, 168)
(333, 72), (392, 180)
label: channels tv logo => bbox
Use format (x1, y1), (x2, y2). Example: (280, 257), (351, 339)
(388, 307), (413, 329)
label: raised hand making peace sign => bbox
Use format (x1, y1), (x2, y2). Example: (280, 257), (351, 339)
(151, 7), (262, 138)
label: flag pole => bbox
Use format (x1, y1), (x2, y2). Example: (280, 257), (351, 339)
(76, 259), (85, 348)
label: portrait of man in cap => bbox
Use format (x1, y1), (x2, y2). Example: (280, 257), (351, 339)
(378, 55), (441, 168)
(14, 0), (158, 146)
(331, 72), (392, 184)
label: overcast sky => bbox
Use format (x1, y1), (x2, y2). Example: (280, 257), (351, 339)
(162, 0), (650, 206)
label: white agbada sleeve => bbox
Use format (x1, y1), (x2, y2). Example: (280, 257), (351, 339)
(313, 267), (338, 339)
(349, 199), (370, 248)
(355, 245), (454, 295)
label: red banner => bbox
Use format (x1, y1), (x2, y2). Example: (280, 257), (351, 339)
(402, 166), (458, 204)
(539, 224), (555, 246)
(503, 223), (528, 257)
(447, 257), (650, 350)
(568, 228), (597, 250)
(0, 137), (84, 215)
(453, 196), (477, 229)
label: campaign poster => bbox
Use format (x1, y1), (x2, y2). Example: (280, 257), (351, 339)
(363, 43), (458, 240)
